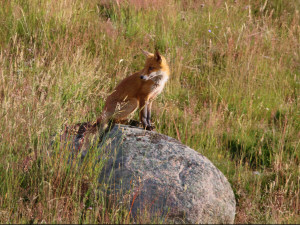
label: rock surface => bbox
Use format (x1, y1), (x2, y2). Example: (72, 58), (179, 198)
(70, 124), (236, 224)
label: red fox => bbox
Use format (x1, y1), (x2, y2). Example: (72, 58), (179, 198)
(75, 49), (170, 137)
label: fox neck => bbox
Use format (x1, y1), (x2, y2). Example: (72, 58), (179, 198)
(141, 69), (169, 80)
(149, 70), (169, 81)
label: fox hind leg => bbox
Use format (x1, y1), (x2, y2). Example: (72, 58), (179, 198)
(112, 98), (139, 121)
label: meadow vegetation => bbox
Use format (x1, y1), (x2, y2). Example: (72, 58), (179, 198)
(0, 0), (299, 223)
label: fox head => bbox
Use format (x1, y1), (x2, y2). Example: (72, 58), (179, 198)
(140, 49), (170, 81)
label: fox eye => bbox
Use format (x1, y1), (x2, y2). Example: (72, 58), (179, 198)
(149, 66), (154, 71)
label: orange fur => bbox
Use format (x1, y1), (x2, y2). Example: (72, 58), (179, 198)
(80, 49), (170, 135)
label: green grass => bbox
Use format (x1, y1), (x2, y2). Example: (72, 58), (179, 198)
(0, 0), (299, 223)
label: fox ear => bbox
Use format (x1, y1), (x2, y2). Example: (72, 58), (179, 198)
(140, 49), (152, 57)
(154, 49), (162, 62)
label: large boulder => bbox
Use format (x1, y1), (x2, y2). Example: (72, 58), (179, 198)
(69, 124), (236, 223)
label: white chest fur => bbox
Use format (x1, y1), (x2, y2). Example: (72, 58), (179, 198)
(148, 70), (168, 98)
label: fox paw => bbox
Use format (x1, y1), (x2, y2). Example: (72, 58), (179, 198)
(145, 125), (155, 131)
(127, 120), (141, 127)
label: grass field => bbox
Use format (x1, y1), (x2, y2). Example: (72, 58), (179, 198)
(0, 0), (299, 223)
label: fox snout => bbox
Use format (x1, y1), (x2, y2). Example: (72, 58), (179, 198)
(140, 75), (148, 80)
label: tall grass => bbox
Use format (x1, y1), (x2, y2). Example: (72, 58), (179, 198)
(0, 0), (299, 223)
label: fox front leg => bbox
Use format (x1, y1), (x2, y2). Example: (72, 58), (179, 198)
(139, 100), (153, 131)
(146, 101), (155, 130)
